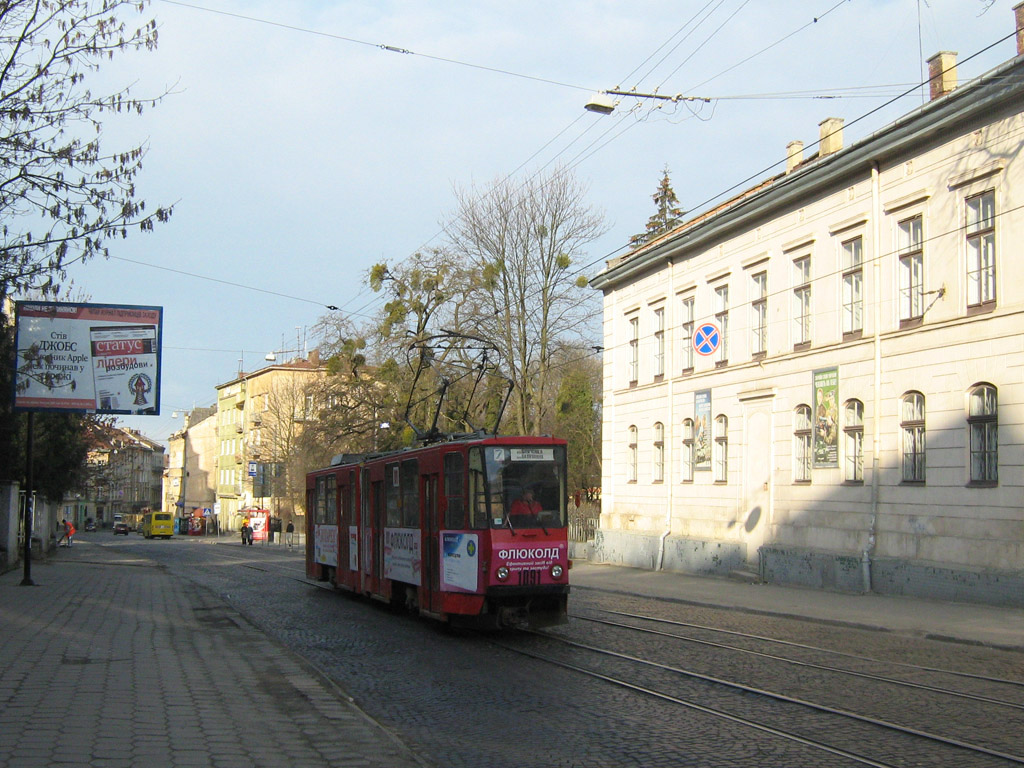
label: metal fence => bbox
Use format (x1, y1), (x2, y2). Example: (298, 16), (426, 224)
(568, 500), (601, 543)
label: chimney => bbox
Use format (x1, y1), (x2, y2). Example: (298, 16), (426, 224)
(786, 140), (804, 173)
(927, 51), (957, 100)
(1015, 2), (1024, 56)
(819, 117), (843, 157)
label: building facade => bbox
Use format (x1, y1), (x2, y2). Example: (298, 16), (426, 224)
(163, 406), (218, 524)
(591, 15), (1024, 606)
(214, 355), (324, 531)
(68, 424), (166, 529)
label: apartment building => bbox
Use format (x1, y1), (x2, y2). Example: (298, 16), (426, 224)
(163, 406), (217, 521)
(214, 354), (324, 531)
(590, 10), (1024, 606)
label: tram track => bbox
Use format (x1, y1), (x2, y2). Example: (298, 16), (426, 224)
(587, 607), (1024, 689)
(182, 540), (1024, 765)
(569, 609), (1024, 712)
(495, 630), (1024, 768)
(492, 627), (1024, 768)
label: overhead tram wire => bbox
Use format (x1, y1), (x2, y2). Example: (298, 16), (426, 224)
(564, 25), (1023, 292)
(107, 254), (351, 316)
(665, 0), (852, 93)
(139, 0), (905, 327)
(157, 0), (594, 95)
(349, 0), (864, 332)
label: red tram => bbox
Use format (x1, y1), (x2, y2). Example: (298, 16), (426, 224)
(305, 434), (570, 628)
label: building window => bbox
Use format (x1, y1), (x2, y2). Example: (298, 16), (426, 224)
(653, 308), (665, 379)
(793, 256), (811, 346)
(794, 405), (812, 483)
(966, 191), (995, 308)
(968, 384), (998, 484)
(653, 422), (664, 482)
(901, 392), (925, 483)
(841, 236), (863, 335)
(714, 285), (729, 365)
(844, 400), (864, 483)
(628, 316), (639, 385)
(751, 271), (767, 356)
(898, 215), (924, 321)
(680, 296), (695, 372)
(713, 415), (728, 483)
(681, 418), (694, 483)
(628, 425), (638, 483)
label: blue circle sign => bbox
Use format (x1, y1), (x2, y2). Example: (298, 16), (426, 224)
(693, 322), (721, 356)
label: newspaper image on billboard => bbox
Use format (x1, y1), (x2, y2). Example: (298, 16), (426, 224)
(13, 301), (163, 414)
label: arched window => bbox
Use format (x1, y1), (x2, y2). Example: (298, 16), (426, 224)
(844, 400), (864, 483)
(968, 384), (998, 484)
(653, 422), (664, 482)
(901, 392), (925, 483)
(627, 425), (638, 484)
(681, 419), (695, 483)
(794, 405), (812, 483)
(713, 415), (728, 483)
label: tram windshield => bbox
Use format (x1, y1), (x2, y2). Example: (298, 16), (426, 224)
(469, 444), (567, 530)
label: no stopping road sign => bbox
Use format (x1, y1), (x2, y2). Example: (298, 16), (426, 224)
(693, 322), (721, 356)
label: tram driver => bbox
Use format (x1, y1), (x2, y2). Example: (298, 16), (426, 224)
(508, 487), (542, 524)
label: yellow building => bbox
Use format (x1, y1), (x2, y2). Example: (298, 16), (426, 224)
(214, 354), (324, 532)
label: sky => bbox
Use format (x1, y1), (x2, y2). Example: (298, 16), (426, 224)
(57, 0), (1019, 444)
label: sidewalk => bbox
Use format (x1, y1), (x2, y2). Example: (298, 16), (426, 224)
(0, 541), (428, 768)
(569, 561), (1024, 652)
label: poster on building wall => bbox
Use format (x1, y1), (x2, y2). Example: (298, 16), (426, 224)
(813, 367), (839, 467)
(13, 301), (162, 414)
(694, 389), (712, 471)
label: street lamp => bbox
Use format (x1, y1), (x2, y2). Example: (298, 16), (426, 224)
(584, 89), (709, 115)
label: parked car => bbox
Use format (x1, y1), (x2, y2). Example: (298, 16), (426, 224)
(84, 519), (96, 532)
(113, 521), (130, 535)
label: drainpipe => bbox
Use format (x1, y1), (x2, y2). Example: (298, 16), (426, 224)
(657, 259), (677, 571)
(863, 161), (882, 593)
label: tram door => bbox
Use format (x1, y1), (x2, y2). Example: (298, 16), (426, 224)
(423, 473), (440, 611)
(372, 480), (385, 597)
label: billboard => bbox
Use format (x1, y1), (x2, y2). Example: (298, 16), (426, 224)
(13, 301), (163, 414)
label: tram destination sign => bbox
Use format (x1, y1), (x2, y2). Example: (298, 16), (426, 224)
(13, 301), (163, 415)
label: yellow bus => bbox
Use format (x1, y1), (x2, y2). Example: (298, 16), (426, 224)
(142, 511), (174, 539)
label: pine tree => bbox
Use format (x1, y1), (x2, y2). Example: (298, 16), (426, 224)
(630, 167), (686, 247)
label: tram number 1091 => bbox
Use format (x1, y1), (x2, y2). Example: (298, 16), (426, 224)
(517, 569), (542, 586)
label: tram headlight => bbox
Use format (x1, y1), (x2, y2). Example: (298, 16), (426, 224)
(550, 564), (564, 579)
(496, 566), (510, 581)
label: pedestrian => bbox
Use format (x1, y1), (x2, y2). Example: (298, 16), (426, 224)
(56, 519), (69, 547)
(240, 522), (253, 546)
(66, 520), (76, 547)
(285, 520), (295, 549)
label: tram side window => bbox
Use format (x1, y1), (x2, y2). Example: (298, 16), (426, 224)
(348, 470), (357, 524)
(468, 449), (489, 530)
(385, 463), (401, 526)
(401, 459), (419, 528)
(326, 475), (337, 523)
(315, 476), (328, 524)
(444, 452), (465, 529)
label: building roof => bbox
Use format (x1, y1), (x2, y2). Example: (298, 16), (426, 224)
(591, 49), (1024, 291)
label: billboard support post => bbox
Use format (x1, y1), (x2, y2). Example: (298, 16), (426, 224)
(20, 412), (34, 587)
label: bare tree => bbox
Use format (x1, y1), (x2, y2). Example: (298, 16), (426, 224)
(445, 168), (607, 435)
(0, 0), (172, 301)
(258, 373), (317, 518)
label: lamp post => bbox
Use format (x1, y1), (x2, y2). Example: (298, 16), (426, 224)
(584, 89), (709, 114)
